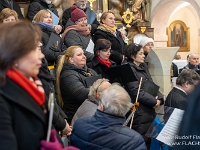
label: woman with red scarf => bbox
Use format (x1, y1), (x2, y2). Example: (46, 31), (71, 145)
(87, 39), (116, 81)
(0, 21), (78, 150)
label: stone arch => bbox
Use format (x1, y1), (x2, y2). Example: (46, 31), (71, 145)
(151, 0), (200, 47)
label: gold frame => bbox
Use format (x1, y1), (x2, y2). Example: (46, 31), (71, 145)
(167, 20), (190, 52)
(103, 0), (108, 12)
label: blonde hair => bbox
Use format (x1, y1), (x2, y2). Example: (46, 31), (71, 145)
(0, 8), (18, 23)
(100, 11), (115, 24)
(56, 46), (81, 107)
(88, 78), (109, 97)
(33, 9), (52, 24)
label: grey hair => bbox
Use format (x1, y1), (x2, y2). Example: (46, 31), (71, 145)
(99, 84), (133, 116)
(88, 78), (109, 97)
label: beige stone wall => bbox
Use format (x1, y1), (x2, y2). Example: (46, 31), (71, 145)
(150, 0), (200, 60)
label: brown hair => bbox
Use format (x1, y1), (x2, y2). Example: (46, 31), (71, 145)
(56, 46), (81, 107)
(100, 11), (115, 24)
(0, 8), (18, 23)
(33, 9), (52, 24)
(176, 69), (200, 86)
(94, 39), (111, 56)
(0, 20), (42, 86)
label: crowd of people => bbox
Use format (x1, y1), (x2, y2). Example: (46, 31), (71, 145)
(0, 0), (200, 150)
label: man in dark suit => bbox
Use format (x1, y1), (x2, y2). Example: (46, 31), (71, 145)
(0, 0), (24, 19)
(165, 69), (200, 110)
(62, 0), (99, 34)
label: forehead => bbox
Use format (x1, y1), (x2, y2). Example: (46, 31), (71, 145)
(74, 47), (83, 53)
(105, 13), (115, 18)
(191, 54), (199, 59)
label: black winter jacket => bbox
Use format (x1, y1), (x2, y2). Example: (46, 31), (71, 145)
(0, 78), (47, 150)
(93, 29), (125, 65)
(125, 61), (164, 148)
(38, 58), (68, 131)
(71, 110), (147, 150)
(87, 57), (116, 81)
(60, 63), (97, 124)
(0, 0), (24, 19)
(40, 24), (64, 66)
(165, 87), (187, 110)
(27, 0), (58, 21)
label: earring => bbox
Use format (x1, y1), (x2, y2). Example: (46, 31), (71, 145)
(15, 63), (18, 67)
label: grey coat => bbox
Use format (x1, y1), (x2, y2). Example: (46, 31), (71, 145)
(71, 96), (98, 126)
(64, 19), (93, 62)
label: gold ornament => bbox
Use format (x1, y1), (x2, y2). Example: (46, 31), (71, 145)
(88, 0), (96, 10)
(122, 8), (134, 28)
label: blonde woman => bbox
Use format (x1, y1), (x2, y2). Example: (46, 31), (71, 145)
(93, 11), (125, 65)
(56, 46), (97, 124)
(0, 8), (18, 23)
(33, 10), (65, 68)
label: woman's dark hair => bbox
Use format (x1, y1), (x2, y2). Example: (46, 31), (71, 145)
(0, 20), (42, 86)
(94, 39), (112, 56)
(124, 43), (143, 61)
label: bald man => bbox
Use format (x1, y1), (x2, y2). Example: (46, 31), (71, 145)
(183, 53), (200, 70)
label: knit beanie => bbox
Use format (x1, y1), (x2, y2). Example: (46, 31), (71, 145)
(139, 37), (154, 47)
(71, 5), (87, 22)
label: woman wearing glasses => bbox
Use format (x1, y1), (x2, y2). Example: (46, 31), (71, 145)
(87, 39), (116, 81)
(93, 11), (125, 65)
(62, 5), (94, 62)
(124, 43), (164, 149)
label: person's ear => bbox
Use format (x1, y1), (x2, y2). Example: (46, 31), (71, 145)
(99, 103), (104, 111)
(69, 57), (73, 63)
(131, 55), (135, 60)
(95, 92), (100, 100)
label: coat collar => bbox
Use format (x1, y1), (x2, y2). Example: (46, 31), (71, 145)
(0, 78), (46, 124)
(93, 110), (125, 126)
(91, 57), (116, 67)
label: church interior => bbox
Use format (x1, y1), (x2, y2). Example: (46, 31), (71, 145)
(15, 0), (200, 97)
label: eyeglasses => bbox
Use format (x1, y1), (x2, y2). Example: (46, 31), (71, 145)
(96, 80), (104, 94)
(101, 49), (112, 53)
(76, 18), (87, 23)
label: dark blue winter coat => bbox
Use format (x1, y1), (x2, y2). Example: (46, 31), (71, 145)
(70, 110), (147, 150)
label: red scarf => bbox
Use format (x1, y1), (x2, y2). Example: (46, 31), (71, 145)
(61, 24), (90, 42)
(97, 56), (111, 68)
(6, 68), (45, 106)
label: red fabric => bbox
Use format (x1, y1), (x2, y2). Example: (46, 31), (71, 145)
(71, 6), (87, 22)
(6, 68), (45, 106)
(97, 56), (111, 68)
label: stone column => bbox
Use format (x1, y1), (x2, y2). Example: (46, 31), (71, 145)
(145, 47), (180, 117)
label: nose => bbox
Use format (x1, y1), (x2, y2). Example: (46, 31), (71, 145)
(40, 52), (45, 59)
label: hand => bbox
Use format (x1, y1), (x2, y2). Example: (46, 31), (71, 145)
(153, 96), (161, 109)
(61, 120), (72, 136)
(40, 129), (63, 150)
(54, 41), (58, 48)
(54, 25), (62, 34)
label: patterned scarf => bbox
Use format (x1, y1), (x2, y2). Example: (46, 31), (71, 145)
(98, 23), (117, 36)
(61, 24), (91, 42)
(6, 68), (45, 106)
